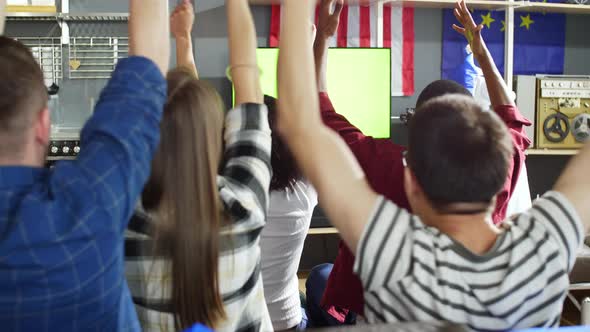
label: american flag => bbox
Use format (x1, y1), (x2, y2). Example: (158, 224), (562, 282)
(269, 4), (415, 96)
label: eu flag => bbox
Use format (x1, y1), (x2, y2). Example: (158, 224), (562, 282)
(442, 1), (566, 79)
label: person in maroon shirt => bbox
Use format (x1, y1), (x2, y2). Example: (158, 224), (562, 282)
(306, 0), (532, 325)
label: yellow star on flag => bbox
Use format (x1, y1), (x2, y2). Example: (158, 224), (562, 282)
(501, 20), (506, 32)
(520, 14), (535, 30)
(481, 12), (495, 29)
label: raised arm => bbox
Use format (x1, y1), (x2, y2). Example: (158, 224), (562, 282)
(554, 142), (590, 232)
(278, 0), (378, 252)
(313, 0), (371, 148)
(53, 0), (169, 229)
(314, 0), (343, 92)
(227, 0), (262, 105)
(129, 0), (169, 76)
(452, 0), (514, 108)
(171, 0), (198, 78)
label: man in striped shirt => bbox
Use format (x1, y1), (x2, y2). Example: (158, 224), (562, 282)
(276, 0), (587, 331)
(314, 0), (530, 324)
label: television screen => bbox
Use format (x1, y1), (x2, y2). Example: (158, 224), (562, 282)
(234, 48), (391, 139)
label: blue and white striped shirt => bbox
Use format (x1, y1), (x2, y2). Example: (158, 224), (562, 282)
(355, 191), (583, 331)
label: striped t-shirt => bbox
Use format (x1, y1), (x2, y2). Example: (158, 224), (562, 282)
(125, 103), (273, 332)
(354, 191), (583, 331)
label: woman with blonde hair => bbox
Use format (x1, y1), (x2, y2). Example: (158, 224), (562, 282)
(125, 1), (272, 331)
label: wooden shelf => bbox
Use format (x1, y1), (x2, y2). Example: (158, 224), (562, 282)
(6, 12), (129, 21)
(385, 0), (510, 10)
(308, 227), (339, 235)
(526, 149), (579, 156)
(249, 0), (379, 4)
(6, 5), (57, 13)
(248, 0), (590, 15)
(515, 2), (590, 14)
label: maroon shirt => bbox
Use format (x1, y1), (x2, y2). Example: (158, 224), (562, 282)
(318, 92), (532, 320)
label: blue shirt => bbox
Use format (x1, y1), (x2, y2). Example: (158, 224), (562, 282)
(0, 57), (166, 331)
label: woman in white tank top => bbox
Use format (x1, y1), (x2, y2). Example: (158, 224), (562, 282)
(260, 96), (318, 331)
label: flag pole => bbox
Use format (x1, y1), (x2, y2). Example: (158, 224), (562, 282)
(504, 0), (515, 91)
(377, 0), (384, 48)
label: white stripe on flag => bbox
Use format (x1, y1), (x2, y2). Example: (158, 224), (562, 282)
(391, 7), (404, 97)
(347, 6), (360, 48)
(328, 35), (338, 48)
(370, 4), (379, 48)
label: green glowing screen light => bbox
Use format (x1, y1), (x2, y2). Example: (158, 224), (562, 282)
(233, 48), (391, 138)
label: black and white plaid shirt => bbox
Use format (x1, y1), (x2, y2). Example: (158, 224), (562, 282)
(125, 103), (273, 332)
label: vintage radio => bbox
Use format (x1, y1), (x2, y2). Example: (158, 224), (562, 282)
(47, 127), (81, 164)
(536, 76), (590, 149)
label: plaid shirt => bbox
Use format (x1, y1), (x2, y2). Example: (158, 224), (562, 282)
(125, 103), (273, 332)
(0, 57), (166, 332)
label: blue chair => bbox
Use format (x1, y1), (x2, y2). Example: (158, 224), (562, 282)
(183, 324), (213, 332)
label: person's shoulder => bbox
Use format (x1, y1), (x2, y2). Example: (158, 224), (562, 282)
(510, 191), (584, 254)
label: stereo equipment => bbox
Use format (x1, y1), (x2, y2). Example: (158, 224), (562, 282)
(536, 76), (590, 149)
(48, 127), (81, 161)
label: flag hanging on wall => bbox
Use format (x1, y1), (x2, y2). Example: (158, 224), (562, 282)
(442, 1), (566, 80)
(269, 4), (415, 97)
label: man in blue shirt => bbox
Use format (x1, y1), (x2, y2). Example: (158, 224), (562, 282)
(0, 1), (169, 330)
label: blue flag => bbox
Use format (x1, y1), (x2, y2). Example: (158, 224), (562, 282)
(442, 1), (566, 79)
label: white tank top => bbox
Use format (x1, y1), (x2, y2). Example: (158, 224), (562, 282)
(260, 181), (318, 330)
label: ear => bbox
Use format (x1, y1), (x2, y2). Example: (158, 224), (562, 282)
(34, 108), (51, 148)
(404, 167), (423, 198)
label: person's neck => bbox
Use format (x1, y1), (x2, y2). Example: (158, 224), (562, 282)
(0, 152), (44, 168)
(423, 212), (501, 255)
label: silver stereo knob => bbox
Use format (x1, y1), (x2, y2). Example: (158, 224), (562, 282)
(50, 146), (58, 154)
(73, 146), (80, 154)
(62, 146), (70, 154)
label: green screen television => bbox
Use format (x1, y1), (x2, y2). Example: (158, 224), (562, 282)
(233, 48), (392, 138)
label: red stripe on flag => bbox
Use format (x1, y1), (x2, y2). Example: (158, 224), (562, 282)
(383, 5), (392, 48)
(269, 5), (281, 47)
(337, 6), (349, 48)
(402, 7), (415, 95)
(359, 6), (371, 47)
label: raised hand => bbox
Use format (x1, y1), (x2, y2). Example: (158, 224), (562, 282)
(171, 0), (195, 39)
(452, 0), (486, 56)
(317, 0), (344, 39)
(453, 0), (514, 108)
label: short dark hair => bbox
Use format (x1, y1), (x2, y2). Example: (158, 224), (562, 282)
(416, 80), (471, 109)
(264, 95), (303, 191)
(0, 37), (48, 157)
(407, 94), (512, 207)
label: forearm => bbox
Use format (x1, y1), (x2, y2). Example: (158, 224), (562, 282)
(278, 2), (377, 253)
(554, 142), (590, 232)
(227, 0), (262, 104)
(293, 129), (377, 252)
(279, 1), (321, 132)
(129, 0), (169, 76)
(473, 44), (514, 108)
(175, 36), (198, 78)
(77, 58), (166, 225)
(314, 36), (330, 93)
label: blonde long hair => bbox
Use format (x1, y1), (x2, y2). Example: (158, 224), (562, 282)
(142, 68), (226, 330)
